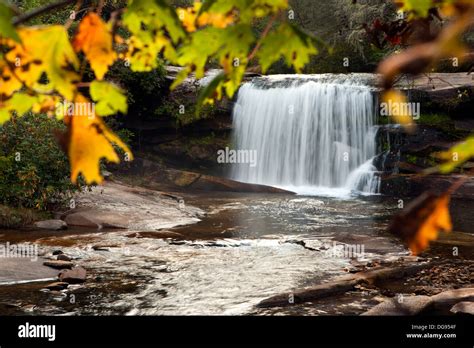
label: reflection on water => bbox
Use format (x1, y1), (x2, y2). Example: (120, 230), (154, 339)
(0, 193), (407, 315)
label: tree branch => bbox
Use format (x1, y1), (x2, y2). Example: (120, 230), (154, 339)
(13, 0), (76, 26)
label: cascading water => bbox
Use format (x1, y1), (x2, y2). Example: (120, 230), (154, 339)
(230, 75), (380, 196)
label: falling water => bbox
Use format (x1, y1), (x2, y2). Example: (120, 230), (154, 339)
(230, 75), (380, 196)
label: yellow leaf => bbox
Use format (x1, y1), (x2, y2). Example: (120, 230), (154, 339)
(73, 13), (117, 80)
(66, 95), (132, 184)
(3, 26), (80, 100)
(381, 89), (416, 133)
(389, 192), (452, 255)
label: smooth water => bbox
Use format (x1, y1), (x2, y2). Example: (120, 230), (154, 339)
(231, 75), (380, 196)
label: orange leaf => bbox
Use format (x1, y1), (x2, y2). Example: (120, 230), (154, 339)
(73, 13), (117, 80)
(389, 192), (452, 255)
(64, 95), (132, 184)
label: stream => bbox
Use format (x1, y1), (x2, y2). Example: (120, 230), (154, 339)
(0, 192), (409, 315)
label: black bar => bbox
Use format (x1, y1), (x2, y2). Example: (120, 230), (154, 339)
(0, 316), (472, 346)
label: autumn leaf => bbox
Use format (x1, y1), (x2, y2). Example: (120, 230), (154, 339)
(389, 192), (452, 255)
(3, 26), (80, 100)
(0, 93), (37, 123)
(64, 95), (133, 184)
(380, 89), (416, 133)
(73, 12), (117, 80)
(90, 80), (128, 116)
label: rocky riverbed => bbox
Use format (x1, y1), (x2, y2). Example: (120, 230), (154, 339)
(0, 178), (473, 316)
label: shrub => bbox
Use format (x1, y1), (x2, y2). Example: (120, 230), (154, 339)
(0, 113), (82, 210)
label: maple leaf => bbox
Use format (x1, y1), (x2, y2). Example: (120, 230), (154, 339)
(389, 192), (452, 255)
(73, 12), (117, 80)
(3, 26), (80, 100)
(63, 95), (133, 184)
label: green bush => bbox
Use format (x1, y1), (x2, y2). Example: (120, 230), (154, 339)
(0, 113), (82, 210)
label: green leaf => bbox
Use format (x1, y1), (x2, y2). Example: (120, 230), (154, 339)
(257, 22), (318, 73)
(196, 72), (225, 115)
(0, 1), (20, 42)
(438, 137), (474, 173)
(90, 81), (128, 116)
(399, 0), (433, 18)
(0, 93), (37, 124)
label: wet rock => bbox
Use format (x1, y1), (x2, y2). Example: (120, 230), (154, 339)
(44, 282), (69, 291)
(450, 301), (474, 315)
(57, 254), (72, 261)
(64, 210), (128, 229)
(34, 219), (67, 231)
(43, 260), (73, 269)
(362, 296), (433, 316)
(58, 267), (87, 284)
(164, 168), (294, 194)
(431, 288), (474, 311)
(126, 231), (185, 239)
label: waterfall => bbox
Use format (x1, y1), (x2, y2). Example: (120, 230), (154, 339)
(230, 75), (380, 196)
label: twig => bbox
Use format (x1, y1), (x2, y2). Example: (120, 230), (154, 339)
(247, 13), (280, 61)
(13, 0), (76, 25)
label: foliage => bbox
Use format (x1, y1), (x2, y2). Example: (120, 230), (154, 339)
(378, 0), (474, 255)
(389, 192), (452, 255)
(0, 0), (320, 185)
(0, 113), (82, 209)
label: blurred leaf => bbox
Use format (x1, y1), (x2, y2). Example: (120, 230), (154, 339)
(90, 80), (128, 116)
(3, 26), (80, 100)
(73, 13), (117, 80)
(0, 1), (20, 42)
(257, 23), (317, 73)
(389, 192), (452, 255)
(381, 89), (416, 132)
(65, 95), (133, 184)
(196, 72), (225, 114)
(437, 136), (474, 173)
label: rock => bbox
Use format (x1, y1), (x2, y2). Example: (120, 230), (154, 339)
(52, 250), (64, 255)
(165, 168), (294, 194)
(34, 219), (67, 231)
(431, 288), (474, 311)
(450, 301), (474, 315)
(57, 254), (72, 261)
(64, 210), (128, 229)
(126, 231), (185, 239)
(362, 296), (433, 316)
(58, 267), (87, 284)
(43, 260), (73, 269)
(44, 282), (69, 291)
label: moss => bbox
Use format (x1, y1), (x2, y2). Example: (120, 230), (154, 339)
(406, 154), (418, 165)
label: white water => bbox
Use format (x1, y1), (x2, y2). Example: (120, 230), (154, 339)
(230, 75), (380, 196)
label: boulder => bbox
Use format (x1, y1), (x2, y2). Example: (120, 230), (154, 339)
(43, 260), (73, 269)
(57, 254), (72, 261)
(58, 267), (87, 284)
(361, 296), (433, 316)
(450, 301), (474, 315)
(431, 288), (474, 311)
(64, 210), (128, 229)
(34, 219), (67, 231)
